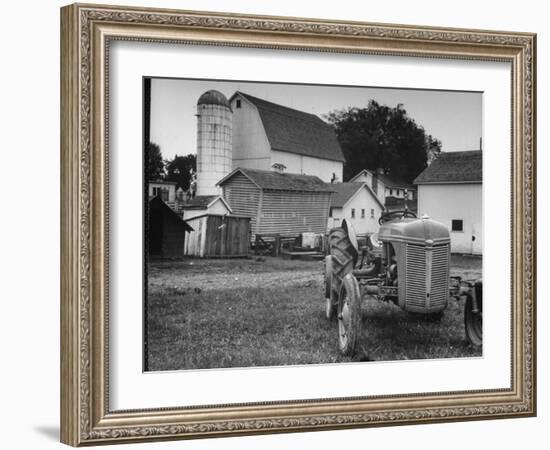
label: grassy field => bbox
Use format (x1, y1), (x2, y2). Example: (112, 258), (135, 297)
(146, 255), (482, 371)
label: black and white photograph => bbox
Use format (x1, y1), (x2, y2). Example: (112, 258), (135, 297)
(143, 77), (483, 372)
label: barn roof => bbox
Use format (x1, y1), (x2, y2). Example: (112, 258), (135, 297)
(149, 196), (193, 231)
(329, 182), (385, 209)
(413, 151), (482, 184)
(231, 92), (345, 162)
(218, 168), (335, 193)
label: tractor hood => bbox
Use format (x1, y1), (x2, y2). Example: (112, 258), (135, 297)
(378, 216), (450, 246)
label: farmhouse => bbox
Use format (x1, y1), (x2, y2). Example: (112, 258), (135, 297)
(148, 180), (177, 203)
(148, 196), (193, 258)
(414, 151), (482, 254)
(349, 169), (417, 202)
(327, 182), (384, 235)
(228, 92), (345, 182)
(217, 167), (334, 239)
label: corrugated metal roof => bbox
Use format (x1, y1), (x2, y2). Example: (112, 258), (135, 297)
(414, 151), (482, 184)
(234, 92), (345, 162)
(328, 182), (384, 208)
(218, 168), (335, 193)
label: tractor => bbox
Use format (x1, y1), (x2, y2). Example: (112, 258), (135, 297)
(324, 209), (482, 356)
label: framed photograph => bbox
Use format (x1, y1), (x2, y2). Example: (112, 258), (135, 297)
(60, 3), (536, 446)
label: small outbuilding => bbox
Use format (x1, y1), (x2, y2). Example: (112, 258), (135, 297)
(184, 214), (251, 258)
(327, 182), (385, 235)
(148, 196), (193, 258)
(217, 168), (334, 240)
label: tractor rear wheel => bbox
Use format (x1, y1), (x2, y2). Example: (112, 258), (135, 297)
(324, 255), (337, 321)
(328, 227), (357, 283)
(337, 274), (362, 356)
(464, 283), (482, 347)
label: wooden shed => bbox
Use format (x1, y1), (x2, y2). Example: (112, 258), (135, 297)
(184, 214), (250, 258)
(148, 196), (193, 258)
(217, 168), (334, 240)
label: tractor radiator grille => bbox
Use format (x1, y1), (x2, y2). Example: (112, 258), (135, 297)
(430, 245), (450, 309)
(405, 244), (449, 311)
(405, 245), (426, 309)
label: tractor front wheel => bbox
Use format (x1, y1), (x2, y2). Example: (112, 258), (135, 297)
(464, 285), (482, 347)
(324, 255), (337, 321)
(337, 274), (362, 356)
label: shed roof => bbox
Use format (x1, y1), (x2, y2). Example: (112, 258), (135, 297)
(329, 182), (385, 209)
(413, 151), (482, 184)
(181, 195), (233, 212)
(218, 168), (335, 193)
(149, 196), (193, 232)
(231, 91), (345, 162)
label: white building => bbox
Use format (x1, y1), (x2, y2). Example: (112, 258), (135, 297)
(327, 182), (385, 236)
(228, 91), (344, 182)
(148, 180), (177, 203)
(349, 168), (416, 203)
(414, 151), (482, 254)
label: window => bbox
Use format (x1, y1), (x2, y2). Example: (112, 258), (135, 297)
(351, 208), (355, 219)
(451, 219), (464, 232)
(329, 207), (333, 218)
(389, 188), (393, 196)
(236, 99), (241, 108)
(361, 209), (365, 219)
(370, 209), (375, 219)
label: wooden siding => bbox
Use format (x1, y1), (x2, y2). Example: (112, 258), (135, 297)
(258, 190), (331, 236)
(222, 173), (261, 235)
(184, 215), (250, 257)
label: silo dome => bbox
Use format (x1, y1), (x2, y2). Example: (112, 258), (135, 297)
(195, 90), (233, 196)
(197, 90), (231, 110)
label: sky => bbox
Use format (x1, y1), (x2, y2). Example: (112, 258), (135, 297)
(150, 77), (482, 161)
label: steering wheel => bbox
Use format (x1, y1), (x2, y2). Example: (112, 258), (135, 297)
(378, 209), (417, 225)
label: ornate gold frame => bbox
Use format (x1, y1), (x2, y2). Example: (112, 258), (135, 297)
(60, 3), (536, 446)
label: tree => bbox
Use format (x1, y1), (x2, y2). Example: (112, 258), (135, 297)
(164, 154), (197, 190)
(325, 100), (441, 183)
(146, 142), (164, 180)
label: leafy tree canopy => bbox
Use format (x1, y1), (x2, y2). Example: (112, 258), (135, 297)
(146, 141), (165, 180)
(325, 100), (441, 183)
(165, 154), (197, 190)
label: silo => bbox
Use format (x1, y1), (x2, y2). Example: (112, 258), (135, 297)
(196, 90), (233, 196)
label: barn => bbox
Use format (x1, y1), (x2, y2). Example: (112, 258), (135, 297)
(148, 196), (193, 258)
(327, 182), (384, 235)
(228, 91), (345, 182)
(414, 151), (482, 254)
(217, 167), (334, 240)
